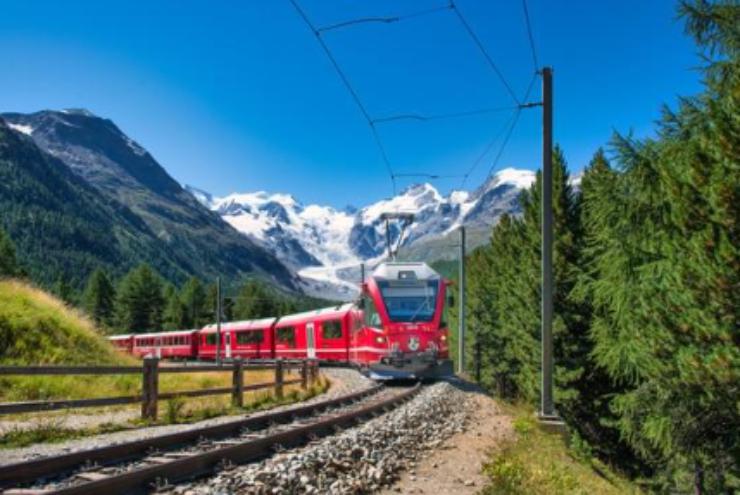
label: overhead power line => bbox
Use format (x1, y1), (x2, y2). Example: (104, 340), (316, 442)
(317, 4), (451, 33)
(371, 105), (517, 125)
(450, 0), (521, 106)
(521, 0), (540, 72)
(289, 0), (541, 194)
(394, 173), (466, 179)
(461, 72), (540, 188)
(289, 0), (397, 194)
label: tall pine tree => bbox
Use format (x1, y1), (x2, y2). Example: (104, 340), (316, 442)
(583, 2), (739, 489)
(115, 264), (165, 333)
(82, 268), (116, 327)
(179, 277), (209, 328)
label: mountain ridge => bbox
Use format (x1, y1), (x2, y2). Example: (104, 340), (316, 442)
(0, 110), (296, 291)
(185, 167), (540, 299)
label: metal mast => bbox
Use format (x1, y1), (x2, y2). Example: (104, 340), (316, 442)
(540, 66), (555, 418)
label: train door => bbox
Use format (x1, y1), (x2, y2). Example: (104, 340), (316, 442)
(224, 333), (232, 359)
(306, 322), (316, 359)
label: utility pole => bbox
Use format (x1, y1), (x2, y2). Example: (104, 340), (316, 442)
(360, 263), (365, 283)
(458, 226), (466, 375)
(216, 276), (222, 365)
(540, 66), (555, 419)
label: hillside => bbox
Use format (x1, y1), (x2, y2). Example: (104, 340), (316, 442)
(0, 112), (295, 290)
(0, 279), (128, 365)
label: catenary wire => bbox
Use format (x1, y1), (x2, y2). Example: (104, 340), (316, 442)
(371, 104), (518, 125)
(450, 0), (521, 106)
(482, 72), (540, 179)
(461, 72), (539, 188)
(317, 3), (451, 33)
(521, 0), (539, 72)
(289, 0), (397, 194)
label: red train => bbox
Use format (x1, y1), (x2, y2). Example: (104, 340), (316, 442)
(109, 262), (454, 379)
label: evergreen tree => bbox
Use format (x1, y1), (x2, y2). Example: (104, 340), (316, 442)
(581, 3), (740, 489)
(233, 280), (281, 320)
(82, 268), (116, 326)
(179, 277), (208, 328)
(53, 275), (76, 305)
(162, 284), (186, 329)
(0, 227), (19, 277)
(115, 264), (165, 333)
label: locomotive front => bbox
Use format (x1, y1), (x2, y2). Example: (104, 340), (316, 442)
(357, 262), (454, 379)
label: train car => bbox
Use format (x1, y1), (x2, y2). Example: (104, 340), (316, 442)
(198, 318), (276, 360)
(352, 261), (453, 379)
(272, 304), (353, 362)
(132, 329), (199, 359)
(109, 334), (134, 354)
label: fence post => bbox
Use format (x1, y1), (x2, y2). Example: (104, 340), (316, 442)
(301, 360), (308, 389)
(232, 358), (244, 408)
(141, 357), (159, 421)
(274, 359), (284, 400)
(309, 359), (318, 386)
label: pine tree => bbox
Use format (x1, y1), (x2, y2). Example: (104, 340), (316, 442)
(179, 277), (208, 328)
(82, 268), (116, 327)
(583, 3), (740, 489)
(162, 284), (186, 329)
(0, 227), (19, 277)
(53, 275), (76, 305)
(233, 280), (280, 320)
(115, 264), (165, 333)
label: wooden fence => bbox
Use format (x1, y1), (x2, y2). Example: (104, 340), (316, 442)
(0, 358), (320, 420)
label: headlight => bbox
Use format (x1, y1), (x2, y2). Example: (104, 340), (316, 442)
(375, 336), (386, 344)
(440, 335), (447, 342)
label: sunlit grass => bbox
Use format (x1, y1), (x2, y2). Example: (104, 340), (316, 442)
(480, 403), (642, 495)
(0, 374), (331, 448)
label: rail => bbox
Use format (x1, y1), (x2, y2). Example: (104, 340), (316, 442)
(0, 358), (320, 420)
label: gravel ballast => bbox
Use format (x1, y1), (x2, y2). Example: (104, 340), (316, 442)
(168, 381), (471, 495)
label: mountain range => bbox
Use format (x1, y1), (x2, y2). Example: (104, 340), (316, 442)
(0, 109), (295, 290)
(1, 108), (565, 301)
(185, 167), (542, 300)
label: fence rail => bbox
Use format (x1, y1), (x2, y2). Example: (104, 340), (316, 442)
(0, 358), (320, 420)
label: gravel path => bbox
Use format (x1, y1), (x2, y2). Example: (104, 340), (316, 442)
(0, 368), (372, 467)
(166, 380), (472, 495)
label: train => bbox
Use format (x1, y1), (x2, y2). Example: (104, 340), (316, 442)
(109, 261), (454, 379)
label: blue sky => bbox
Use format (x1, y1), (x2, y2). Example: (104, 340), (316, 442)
(0, 1), (703, 208)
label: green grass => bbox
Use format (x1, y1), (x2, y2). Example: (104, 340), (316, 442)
(0, 280), (333, 447)
(0, 279), (132, 366)
(0, 376), (332, 448)
(481, 405), (642, 495)
(0, 419), (131, 449)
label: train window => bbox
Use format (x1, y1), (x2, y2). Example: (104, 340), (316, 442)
(237, 330), (264, 345)
(322, 320), (343, 340)
(206, 334), (218, 346)
(276, 327), (296, 347)
(363, 296), (382, 328)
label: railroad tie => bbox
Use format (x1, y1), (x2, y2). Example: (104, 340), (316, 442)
(74, 471), (110, 482)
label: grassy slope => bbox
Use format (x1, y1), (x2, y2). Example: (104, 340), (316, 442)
(0, 279), (131, 366)
(482, 405), (641, 495)
(0, 280), (328, 442)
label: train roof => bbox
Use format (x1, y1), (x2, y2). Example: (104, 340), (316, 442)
(371, 262), (440, 281)
(274, 303), (354, 325)
(109, 334), (132, 340)
(201, 317), (277, 334)
(133, 329), (199, 339)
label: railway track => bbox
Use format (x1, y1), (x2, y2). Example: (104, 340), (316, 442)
(0, 383), (420, 495)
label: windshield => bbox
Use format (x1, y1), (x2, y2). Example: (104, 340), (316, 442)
(377, 280), (439, 322)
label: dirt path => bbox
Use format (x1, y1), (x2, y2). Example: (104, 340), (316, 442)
(381, 381), (514, 495)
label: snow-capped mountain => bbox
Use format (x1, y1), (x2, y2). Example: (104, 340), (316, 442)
(186, 167), (536, 300)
